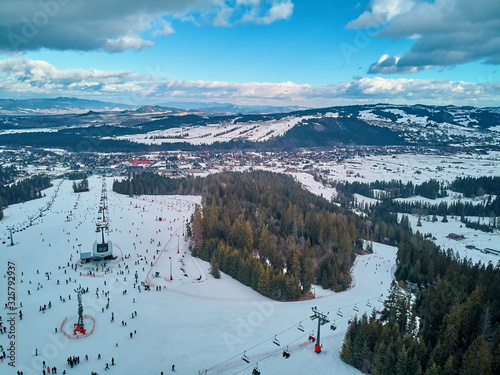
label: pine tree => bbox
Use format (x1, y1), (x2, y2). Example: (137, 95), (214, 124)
(340, 335), (353, 364)
(460, 336), (491, 375)
(441, 355), (457, 375)
(209, 257), (221, 279)
(191, 205), (203, 255)
(257, 266), (270, 295)
(492, 341), (500, 375)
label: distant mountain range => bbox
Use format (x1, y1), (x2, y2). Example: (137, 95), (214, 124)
(157, 101), (309, 115)
(0, 97), (135, 115)
(0, 97), (307, 115)
(0, 98), (498, 152)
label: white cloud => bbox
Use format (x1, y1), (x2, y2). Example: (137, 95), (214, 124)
(348, 0), (500, 73)
(347, 0), (414, 28)
(346, 11), (387, 29)
(0, 0), (294, 53)
(151, 19), (175, 38)
(103, 36), (155, 53)
(1, 58), (498, 107)
(368, 54), (431, 74)
(257, 1), (294, 25)
(370, 0), (415, 19)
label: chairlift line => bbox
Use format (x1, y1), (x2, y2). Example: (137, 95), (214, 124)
(272, 335), (280, 346)
(330, 320), (337, 331)
(241, 351), (250, 363)
(297, 322), (304, 332)
(252, 363), (261, 375)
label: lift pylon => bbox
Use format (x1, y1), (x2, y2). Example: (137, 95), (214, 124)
(310, 306), (329, 353)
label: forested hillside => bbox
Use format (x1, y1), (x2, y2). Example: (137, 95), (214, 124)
(340, 234), (500, 375)
(0, 167), (52, 219)
(113, 171), (412, 299)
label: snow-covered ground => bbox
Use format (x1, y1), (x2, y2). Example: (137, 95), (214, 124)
(323, 152), (500, 185)
(111, 116), (314, 145)
(404, 213), (500, 265)
(0, 176), (396, 375)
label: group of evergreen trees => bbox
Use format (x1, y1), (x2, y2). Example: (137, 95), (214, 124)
(450, 176), (500, 198)
(341, 233), (500, 374)
(0, 165), (17, 185)
(113, 169), (500, 372)
(114, 171), (388, 298)
(72, 178), (89, 193)
(333, 178), (448, 202)
(334, 176), (500, 231)
(0, 167), (51, 219)
(368, 198), (500, 219)
(67, 172), (88, 180)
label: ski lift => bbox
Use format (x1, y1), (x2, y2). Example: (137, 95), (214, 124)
(242, 351), (250, 363)
(378, 294), (384, 303)
(282, 346), (290, 359)
(353, 304), (359, 312)
(273, 335), (280, 346)
(252, 363), (261, 375)
(330, 321), (337, 331)
(297, 322), (304, 332)
(308, 331), (316, 343)
(337, 308), (343, 317)
(366, 300), (372, 307)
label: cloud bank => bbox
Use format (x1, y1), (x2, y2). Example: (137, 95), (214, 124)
(0, 0), (294, 53)
(1, 58), (498, 107)
(348, 0), (500, 73)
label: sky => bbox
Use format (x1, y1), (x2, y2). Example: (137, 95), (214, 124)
(0, 0), (498, 107)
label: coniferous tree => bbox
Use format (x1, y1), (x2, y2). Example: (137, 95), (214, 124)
(459, 336), (491, 375)
(209, 257), (221, 279)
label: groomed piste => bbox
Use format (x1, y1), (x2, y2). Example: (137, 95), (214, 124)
(1, 176), (397, 375)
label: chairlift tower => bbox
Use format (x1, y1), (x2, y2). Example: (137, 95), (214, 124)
(75, 286), (85, 330)
(310, 307), (329, 353)
(8, 227), (14, 246)
(91, 176), (113, 259)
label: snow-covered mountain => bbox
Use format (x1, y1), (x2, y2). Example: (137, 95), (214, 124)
(0, 97), (135, 115)
(0, 102), (499, 150)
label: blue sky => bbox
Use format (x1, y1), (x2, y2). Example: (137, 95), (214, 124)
(0, 0), (498, 107)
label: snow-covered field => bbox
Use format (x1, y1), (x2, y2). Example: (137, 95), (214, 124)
(112, 116), (313, 145)
(0, 176), (396, 375)
(404, 214), (500, 265)
(323, 152), (500, 185)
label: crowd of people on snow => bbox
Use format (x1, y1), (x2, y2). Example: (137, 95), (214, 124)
(5, 200), (190, 375)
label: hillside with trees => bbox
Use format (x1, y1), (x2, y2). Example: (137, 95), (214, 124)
(332, 177), (500, 231)
(0, 167), (52, 219)
(113, 171), (404, 299)
(340, 233), (500, 375)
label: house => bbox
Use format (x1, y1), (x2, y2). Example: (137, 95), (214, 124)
(446, 233), (465, 241)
